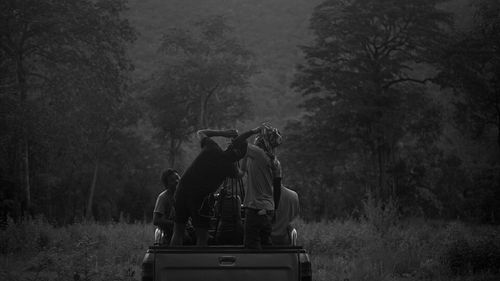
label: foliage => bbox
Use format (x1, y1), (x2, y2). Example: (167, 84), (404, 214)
(434, 0), (500, 223)
(362, 193), (399, 235)
(0, 0), (161, 223)
(0, 0), (498, 226)
(282, 0), (499, 223)
(437, 0), (500, 148)
(295, 219), (500, 281)
(140, 15), (256, 167)
(292, 0), (451, 193)
(0, 217), (151, 281)
(2, 219), (499, 281)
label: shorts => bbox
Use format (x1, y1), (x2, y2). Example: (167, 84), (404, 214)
(174, 189), (211, 229)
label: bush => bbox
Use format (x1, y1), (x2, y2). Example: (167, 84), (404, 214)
(0, 218), (152, 281)
(442, 235), (500, 276)
(362, 194), (399, 236)
(2, 217), (500, 281)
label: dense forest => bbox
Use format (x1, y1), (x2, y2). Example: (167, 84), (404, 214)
(1, 0), (499, 225)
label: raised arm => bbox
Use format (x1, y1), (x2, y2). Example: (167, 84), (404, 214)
(231, 126), (263, 146)
(197, 129), (239, 140)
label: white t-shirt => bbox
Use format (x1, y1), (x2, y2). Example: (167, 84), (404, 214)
(272, 186), (299, 238)
(242, 144), (282, 211)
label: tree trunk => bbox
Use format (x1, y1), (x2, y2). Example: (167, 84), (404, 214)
(17, 52), (31, 214)
(199, 85), (219, 128)
(497, 112), (500, 149)
(377, 143), (384, 200)
(24, 137), (31, 214)
(86, 158), (99, 220)
(199, 95), (206, 128)
(202, 94), (211, 128)
(169, 137), (177, 167)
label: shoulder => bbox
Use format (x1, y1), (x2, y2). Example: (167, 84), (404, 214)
(247, 143), (259, 152)
(247, 143), (266, 158)
(283, 186), (299, 200)
(201, 137), (220, 150)
(157, 190), (168, 200)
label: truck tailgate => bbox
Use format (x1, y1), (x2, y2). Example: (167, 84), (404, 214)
(153, 247), (300, 281)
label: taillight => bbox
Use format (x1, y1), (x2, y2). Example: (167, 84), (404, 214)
(142, 252), (154, 281)
(299, 252), (312, 281)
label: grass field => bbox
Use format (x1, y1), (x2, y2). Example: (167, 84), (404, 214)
(1, 217), (499, 281)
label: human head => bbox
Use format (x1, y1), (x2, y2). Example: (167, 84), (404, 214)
(254, 125), (282, 153)
(160, 169), (179, 189)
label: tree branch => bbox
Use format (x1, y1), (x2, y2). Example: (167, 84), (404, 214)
(26, 71), (50, 81)
(383, 77), (433, 89)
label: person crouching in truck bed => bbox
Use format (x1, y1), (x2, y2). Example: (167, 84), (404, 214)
(215, 185), (244, 245)
(170, 127), (263, 246)
(271, 185), (300, 245)
(153, 169), (179, 245)
(153, 169), (195, 245)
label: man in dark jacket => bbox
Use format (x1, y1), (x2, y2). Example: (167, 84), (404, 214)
(170, 127), (262, 246)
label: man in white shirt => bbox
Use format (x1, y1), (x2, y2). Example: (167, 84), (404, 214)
(242, 126), (283, 249)
(271, 185), (299, 245)
(153, 169), (180, 244)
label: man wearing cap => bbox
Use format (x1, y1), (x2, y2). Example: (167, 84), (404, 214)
(170, 127), (262, 246)
(242, 125), (283, 249)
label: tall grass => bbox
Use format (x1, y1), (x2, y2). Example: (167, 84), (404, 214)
(293, 195), (500, 281)
(0, 217), (153, 281)
(1, 216), (499, 281)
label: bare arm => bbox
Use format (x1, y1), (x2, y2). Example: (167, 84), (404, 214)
(198, 125), (262, 142)
(272, 158), (282, 210)
(231, 126), (262, 146)
(273, 178), (281, 210)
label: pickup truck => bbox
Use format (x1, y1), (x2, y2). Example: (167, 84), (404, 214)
(143, 186), (311, 281)
(141, 244), (312, 281)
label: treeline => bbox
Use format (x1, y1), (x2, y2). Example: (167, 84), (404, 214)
(0, 1), (255, 224)
(0, 0), (156, 224)
(281, 0), (500, 223)
(1, 0), (499, 225)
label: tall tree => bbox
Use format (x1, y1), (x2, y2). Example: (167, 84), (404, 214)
(0, 0), (136, 217)
(438, 0), (500, 149)
(435, 0), (500, 222)
(143, 15), (255, 167)
(287, 0), (452, 217)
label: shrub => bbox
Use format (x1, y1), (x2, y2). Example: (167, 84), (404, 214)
(442, 235), (500, 276)
(2, 217), (500, 281)
(0, 218), (152, 281)
(362, 194), (399, 236)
